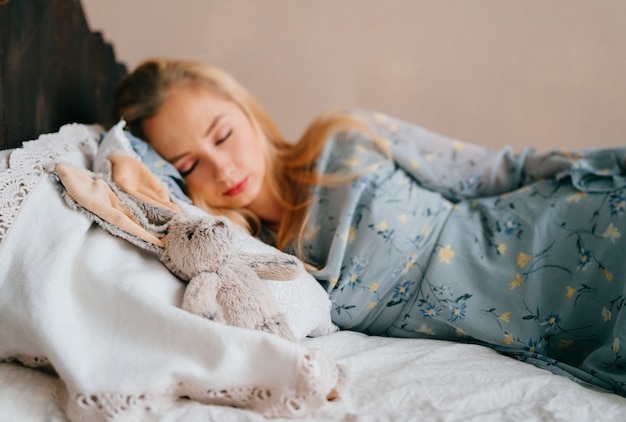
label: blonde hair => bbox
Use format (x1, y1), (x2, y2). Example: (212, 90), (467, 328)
(114, 59), (387, 260)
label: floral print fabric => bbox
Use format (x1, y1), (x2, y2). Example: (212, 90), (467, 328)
(302, 111), (626, 395)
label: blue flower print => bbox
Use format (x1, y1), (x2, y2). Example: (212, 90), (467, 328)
(393, 280), (413, 301)
(541, 313), (562, 331)
(577, 249), (593, 271)
(449, 301), (467, 323)
(502, 217), (522, 235)
(462, 175), (481, 192)
(420, 302), (443, 319)
(609, 193), (626, 215)
(524, 338), (541, 354)
(347, 262), (367, 290)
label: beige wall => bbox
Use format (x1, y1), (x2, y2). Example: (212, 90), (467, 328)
(82, 0), (626, 150)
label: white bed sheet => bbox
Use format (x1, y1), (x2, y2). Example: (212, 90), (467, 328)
(3, 330), (625, 422)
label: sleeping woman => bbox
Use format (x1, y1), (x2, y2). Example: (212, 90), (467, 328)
(114, 59), (626, 396)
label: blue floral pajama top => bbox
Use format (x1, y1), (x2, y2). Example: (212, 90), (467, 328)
(299, 110), (626, 396)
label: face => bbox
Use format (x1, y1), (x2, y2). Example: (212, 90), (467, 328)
(143, 84), (277, 220)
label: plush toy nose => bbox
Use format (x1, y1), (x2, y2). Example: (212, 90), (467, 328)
(211, 219), (229, 236)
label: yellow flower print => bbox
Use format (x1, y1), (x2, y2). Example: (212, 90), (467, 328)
(350, 272), (359, 284)
(375, 220), (389, 232)
(329, 277), (339, 289)
(369, 282), (380, 293)
(557, 339), (574, 348)
(499, 192), (512, 199)
(423, 225), (431, 237)
(404, 254), (418, 272)
(388, 123), (398, 132)
(508, 273), (523, 290)
(305, 224), (320, 240)
(603, 223), (621, 243)
(455, 328), (467, 337)
(348, 226), (358, 243)
(560, 151), (584, 160)
(366, 301), (378, 310)
(612, 338), (620, 353)
(398, 214), (408, 224)
(415, 324), (434, 335)
(504, 333), (514, 345)
(602, 307), (612, 321)
(497, 243), (507, 256)
(425, 153), (436, 162)
(517, 253), (532, 268)
(452, 141), (464, 151)
(439, 244), (455, 263)
(345, 156), (360, 168)
(603, 268), (614, 282)
(567, 192), (587, 203)
(566, 286), (577, 298)
(499, 312), (511, 323)
(411, 158), (419, 170)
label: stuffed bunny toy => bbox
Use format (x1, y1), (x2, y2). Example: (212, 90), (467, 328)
(163, 213), (298, 340)
(53, 153), (301, 341)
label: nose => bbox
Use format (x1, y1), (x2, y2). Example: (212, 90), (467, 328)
(207, 151), (236, 182)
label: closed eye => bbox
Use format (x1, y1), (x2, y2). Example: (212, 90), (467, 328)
(216, 129), (232, 145)
(179, 161), (198, 178)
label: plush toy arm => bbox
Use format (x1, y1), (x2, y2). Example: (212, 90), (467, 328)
(181, 273), (225, 323)
(239, 252), (304, 281)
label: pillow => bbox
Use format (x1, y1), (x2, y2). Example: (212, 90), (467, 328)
(96, 122), (337, 339)
(233, 227), (338, 338)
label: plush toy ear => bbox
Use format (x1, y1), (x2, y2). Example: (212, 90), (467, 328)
(107, 152), (182, 232)
(55, 162), (166, 251)
(108, 153), (182, 216)
(239, 251), (304, 281)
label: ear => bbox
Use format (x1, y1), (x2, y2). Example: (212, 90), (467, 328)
(239, 252), (304, 281)
(55, 163), (166, 252)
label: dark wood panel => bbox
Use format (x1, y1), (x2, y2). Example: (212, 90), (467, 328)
(0, 0), (127, 150)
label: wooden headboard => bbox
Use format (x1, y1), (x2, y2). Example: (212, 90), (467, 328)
(0, 0), (127, 150)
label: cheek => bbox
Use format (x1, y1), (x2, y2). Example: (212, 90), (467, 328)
(186, 177), (220, 203)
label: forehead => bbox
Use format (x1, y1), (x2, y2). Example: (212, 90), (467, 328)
(160, 83), (228, 115)
(143, 85), (231, 143)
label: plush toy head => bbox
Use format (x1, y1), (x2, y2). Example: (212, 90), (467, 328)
(162, 214), (233, 280)
(53, 154), (301, 340)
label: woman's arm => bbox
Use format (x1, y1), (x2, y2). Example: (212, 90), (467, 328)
(357, 111), (577, 200)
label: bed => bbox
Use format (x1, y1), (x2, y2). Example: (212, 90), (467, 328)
(2, 1), (626, 421)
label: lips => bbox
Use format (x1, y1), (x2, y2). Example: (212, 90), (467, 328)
(223, 177), (249, 197)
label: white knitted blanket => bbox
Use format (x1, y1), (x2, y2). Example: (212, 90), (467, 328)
(0, 124), (340, 421)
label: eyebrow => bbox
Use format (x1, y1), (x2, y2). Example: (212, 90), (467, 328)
(165, 114), (225, 163)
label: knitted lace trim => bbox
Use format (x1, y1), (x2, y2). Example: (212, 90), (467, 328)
(0, 124), (99, 244)
(61, 350), (338, 421)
